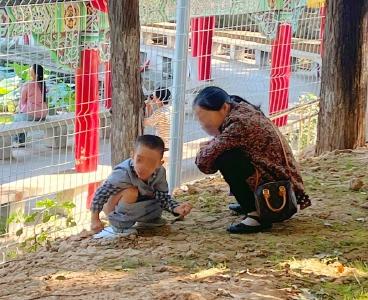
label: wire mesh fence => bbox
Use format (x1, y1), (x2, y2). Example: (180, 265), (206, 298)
(0, 0), (323, 262)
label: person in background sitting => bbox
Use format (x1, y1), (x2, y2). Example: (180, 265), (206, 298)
(14, 64), (48, 147)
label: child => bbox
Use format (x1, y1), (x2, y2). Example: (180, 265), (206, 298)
(91, 134), (192, 238)
(144, 87), (171, 148)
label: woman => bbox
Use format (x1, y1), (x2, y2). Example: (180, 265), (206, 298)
(14, 64), (48, 146)
(193, 86), (311, 234)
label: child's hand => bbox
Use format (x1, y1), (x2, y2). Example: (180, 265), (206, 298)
(91, 218), (104, 233)
(173, 202), (192, 217)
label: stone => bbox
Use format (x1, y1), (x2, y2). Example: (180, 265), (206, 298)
(208, 252), (229, 263)
(185, 250), (196, 258)
(169, 234), (187, 241)
(360, 202), (368, 209)
(310, 166), (321, 172)
(349, 178), (364, 191)
(57, 241), (71, 253)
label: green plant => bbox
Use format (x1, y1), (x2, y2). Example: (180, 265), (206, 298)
(6, 198), (76, 253)
(0, 216), (7, 235)
(10, 63), (30, 81)
(284, 93), (319, 151)
(47, 83), (75, 112)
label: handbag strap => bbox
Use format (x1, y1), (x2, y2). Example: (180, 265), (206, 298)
(255, 120), (291, 187)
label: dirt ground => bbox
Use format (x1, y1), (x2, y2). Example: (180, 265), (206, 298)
(1, 148), (368, 300)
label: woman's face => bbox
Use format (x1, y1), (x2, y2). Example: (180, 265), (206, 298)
(30, 67), (36, 81)
(194, 103), (230, 136)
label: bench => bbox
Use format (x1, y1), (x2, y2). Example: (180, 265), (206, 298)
(141, 26), (176, 48)
(140, 25), (322, 71)
(212, 35), (321, 68)
(0, 110), (111, 160)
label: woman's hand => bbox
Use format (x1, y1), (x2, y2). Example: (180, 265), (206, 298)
(199, 141), (210, 149)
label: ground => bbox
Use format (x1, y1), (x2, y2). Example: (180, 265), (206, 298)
(1, 148), (368, 300)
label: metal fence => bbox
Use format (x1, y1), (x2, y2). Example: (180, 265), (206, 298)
(0, 0), (323, 262)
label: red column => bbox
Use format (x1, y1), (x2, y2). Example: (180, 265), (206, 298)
(75, 49), (100, 173)
(319, 5), (326, 56)
(269, 23), (292, 127)
(90, 0), (108, 12)
(104, 61), (112, 109)
(84, 0), (108, 207)
(198, 16), (215, 81)
(191, 17), (200, 57)
(23, 35), (30, 45)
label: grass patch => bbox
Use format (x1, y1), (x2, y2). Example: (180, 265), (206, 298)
(0, 216), (7, 235)
(318, 281), (368, 300)
(179, 192), (227, 213)
(165, 255), (201, 271)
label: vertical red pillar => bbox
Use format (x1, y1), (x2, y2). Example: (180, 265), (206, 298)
(86, 0), (109, 207)
(23, 35), (30, 45)
(75, 49), (100, 173)
(104, 61), (112, 109)
(90, 0), (108, 12)
(319, 5), (326, 56)
(269, 23), (292, 127)
(191, 17), (200, 57)
(198, 16), (215, 81)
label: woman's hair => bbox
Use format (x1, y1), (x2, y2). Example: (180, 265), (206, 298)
(192, 86), (261, 112)
(152, 87), (171, 104)
(33, 64), (47, 103)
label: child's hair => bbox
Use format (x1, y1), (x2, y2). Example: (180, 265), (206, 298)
(152, 87), (171, 105)
(135, 134), (165, 156)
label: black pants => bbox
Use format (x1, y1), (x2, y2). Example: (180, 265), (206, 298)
(14, 115), (45, 144)
(215, 148), (256, 214)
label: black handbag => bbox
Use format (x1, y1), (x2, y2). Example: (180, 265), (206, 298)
(255, 179), (297, 223)
(254, 125), (298, 223)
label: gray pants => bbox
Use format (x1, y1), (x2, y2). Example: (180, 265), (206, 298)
(108, 199), (162, 230)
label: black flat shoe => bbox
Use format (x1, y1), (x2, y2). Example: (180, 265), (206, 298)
(228, 203), (246, 215)
(227, 215), (272, 234)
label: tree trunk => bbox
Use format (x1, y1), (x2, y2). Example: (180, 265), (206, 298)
(316, 0), (368, 155)
(108, 0), (144, 166)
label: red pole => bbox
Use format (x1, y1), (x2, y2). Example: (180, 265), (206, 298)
(75, 49), (100, 173)
(104, 61), (112, 109)
(319, 5), (326, 56)
(191, 17), (200, 57)
(198, 16), (215, 81)
(90, 0), (108, 12)
(269, 23), (292, 127)
(23, 35), (30, 45)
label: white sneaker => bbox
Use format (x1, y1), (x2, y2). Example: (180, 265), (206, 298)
(93, 226), (137, 239)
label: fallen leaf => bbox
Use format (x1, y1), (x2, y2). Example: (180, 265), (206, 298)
(337, 264), (345, 274)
